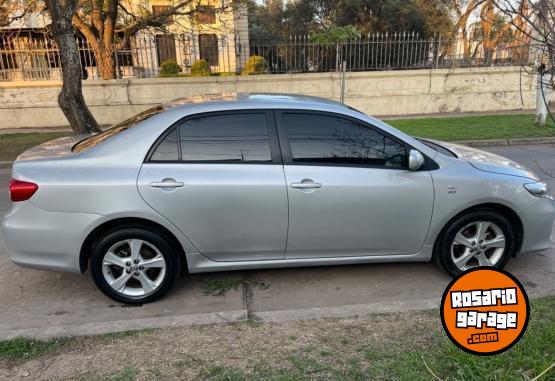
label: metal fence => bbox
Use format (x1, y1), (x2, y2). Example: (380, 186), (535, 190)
(0, 31), (532, 81)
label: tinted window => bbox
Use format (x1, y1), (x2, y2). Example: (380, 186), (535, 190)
(283, 113), (407, 168)
(179, 113), (272, 162)
(151, 129), (179, 161)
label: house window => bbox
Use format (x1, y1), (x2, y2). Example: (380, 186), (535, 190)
(155, 34), (177, 64)
(198, 34), (218, 66)
(152, 5), (173, 21)
(196, 5), (216, 24)
(0, 34), (17, 70)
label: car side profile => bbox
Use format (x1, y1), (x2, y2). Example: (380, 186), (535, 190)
(2, 93), (554, 304)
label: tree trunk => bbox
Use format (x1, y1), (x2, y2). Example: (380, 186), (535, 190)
(46, 0), (100, 134)
(94, 44), (117, 80)
(536, 73), (550, 127)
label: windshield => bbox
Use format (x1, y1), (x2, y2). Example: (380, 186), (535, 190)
(72, 105), (165, 153)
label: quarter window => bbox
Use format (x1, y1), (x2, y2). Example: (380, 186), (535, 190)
(282, 113), (407, 168)
(151, 128), (179, 161)
(178, 113), (272, 162)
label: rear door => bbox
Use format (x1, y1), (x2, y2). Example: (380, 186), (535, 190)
(137, 110), (288, 262)
(276, 111), (434, 259)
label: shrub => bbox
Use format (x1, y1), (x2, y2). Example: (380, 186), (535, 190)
(159, 59), (182, 76)
(242, 55), (269, 75)
(310, 25), (361, 44)
(190, 59), (211, 76)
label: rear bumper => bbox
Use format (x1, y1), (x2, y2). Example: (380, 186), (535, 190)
(1, 201), (106, 273)
(519, 198), (555, 254)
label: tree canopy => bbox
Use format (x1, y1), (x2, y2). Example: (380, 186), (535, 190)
(248, 0), (457, 42)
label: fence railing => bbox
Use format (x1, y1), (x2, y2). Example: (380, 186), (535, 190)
(0, 31), (532, 81)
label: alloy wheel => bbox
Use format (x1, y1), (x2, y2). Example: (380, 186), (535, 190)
(450, 221), (506, 271)
(101, 239), (167, 297)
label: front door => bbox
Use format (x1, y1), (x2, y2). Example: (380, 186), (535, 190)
(138, 111), (288, 262)
(276, 111), (434, 259)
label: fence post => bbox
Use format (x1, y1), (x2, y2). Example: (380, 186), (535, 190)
(340, 61), (346, 103)
(335, 43), (340, 71)
(114, 44), (120, 79)
(435, 34), (442, 69)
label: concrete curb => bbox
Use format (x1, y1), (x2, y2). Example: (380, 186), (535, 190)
(253, 298), (439, 323)
(452, 137), (555, 147)
(0, 309), (248, 340)
(0, 298), (442, 340)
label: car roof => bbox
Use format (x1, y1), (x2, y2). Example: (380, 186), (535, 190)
(161, 92), (353, 112)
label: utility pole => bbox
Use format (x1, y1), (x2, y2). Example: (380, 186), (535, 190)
(535, 0), (552, 126)
(536, 63), (548, 126)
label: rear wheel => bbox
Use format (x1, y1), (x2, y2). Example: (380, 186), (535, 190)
(90, 228), (180, 304)
(435, 210), (515, 276)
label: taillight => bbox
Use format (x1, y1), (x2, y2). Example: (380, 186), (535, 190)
(9, 178), (38, 202)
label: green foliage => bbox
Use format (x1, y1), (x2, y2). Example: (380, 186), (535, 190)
(310, 25), (360, 43)
(190, 59), (211, 77)
(242, 55), (269, 75)
(0, 337), (69, 360)
(248, 0), (457, 41)
(201, 277), (271, 296)
(159, 59), (182, 77)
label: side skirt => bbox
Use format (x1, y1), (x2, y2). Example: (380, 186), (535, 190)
(186, 245), (434, 273)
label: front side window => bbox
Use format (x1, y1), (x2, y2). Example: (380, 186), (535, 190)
(282, 113), (407, 168)
(150, 113), (272, 163)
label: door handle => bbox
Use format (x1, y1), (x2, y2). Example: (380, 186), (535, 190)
(150, 178), (184, 189)
(291, 180), (322, 189)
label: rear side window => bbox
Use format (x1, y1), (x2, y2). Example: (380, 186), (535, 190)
(178, 113), (272, 163)
(149, 113), (272, 163)
(282, 113), (407, 168)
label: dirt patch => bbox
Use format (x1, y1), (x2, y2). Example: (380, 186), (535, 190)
(0, 311), (441, 380)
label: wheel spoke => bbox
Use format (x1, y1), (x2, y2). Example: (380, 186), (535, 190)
(454, 232), (474, 248)
(128, 239), (143, 261)
(103, 251), (126, 268)
(110, 272), (132, 292)
(136, 272), (156, 294)
(476, 252), (493, 266)
(454, 249), (474, 269)
(483, 236), (505, 249)
(475, 222), (490, 241)
(141, 255), (165, 269)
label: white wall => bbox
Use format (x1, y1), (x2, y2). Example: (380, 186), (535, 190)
(0, 67), (535, 129)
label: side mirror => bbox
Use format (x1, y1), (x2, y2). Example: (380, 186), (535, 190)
(408, 149), (425, 171)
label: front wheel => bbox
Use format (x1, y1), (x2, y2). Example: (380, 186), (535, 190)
(435, 210), (515, 276)
(90, 228), (180, 304)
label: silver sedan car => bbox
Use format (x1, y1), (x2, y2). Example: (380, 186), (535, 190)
(2, 93), (554, 303)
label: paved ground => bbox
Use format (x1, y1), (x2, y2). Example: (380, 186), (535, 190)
(1, 144), (555, 339)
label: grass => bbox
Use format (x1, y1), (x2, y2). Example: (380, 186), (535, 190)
(1, 296), (553, 380)
(0, 114), (554, 162)
(0, 336), (70, 360)
(0, 131), (69, 161)
(201, 277), (271, 296)
(388, 113), (555, 141)
(207, 296), (555, 381)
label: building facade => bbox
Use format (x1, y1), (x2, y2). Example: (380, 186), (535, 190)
(0, 0), (249, 81)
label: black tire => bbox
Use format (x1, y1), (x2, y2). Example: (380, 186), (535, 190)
(90, 227), (180, 304)
(435, 209), (515, 276)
